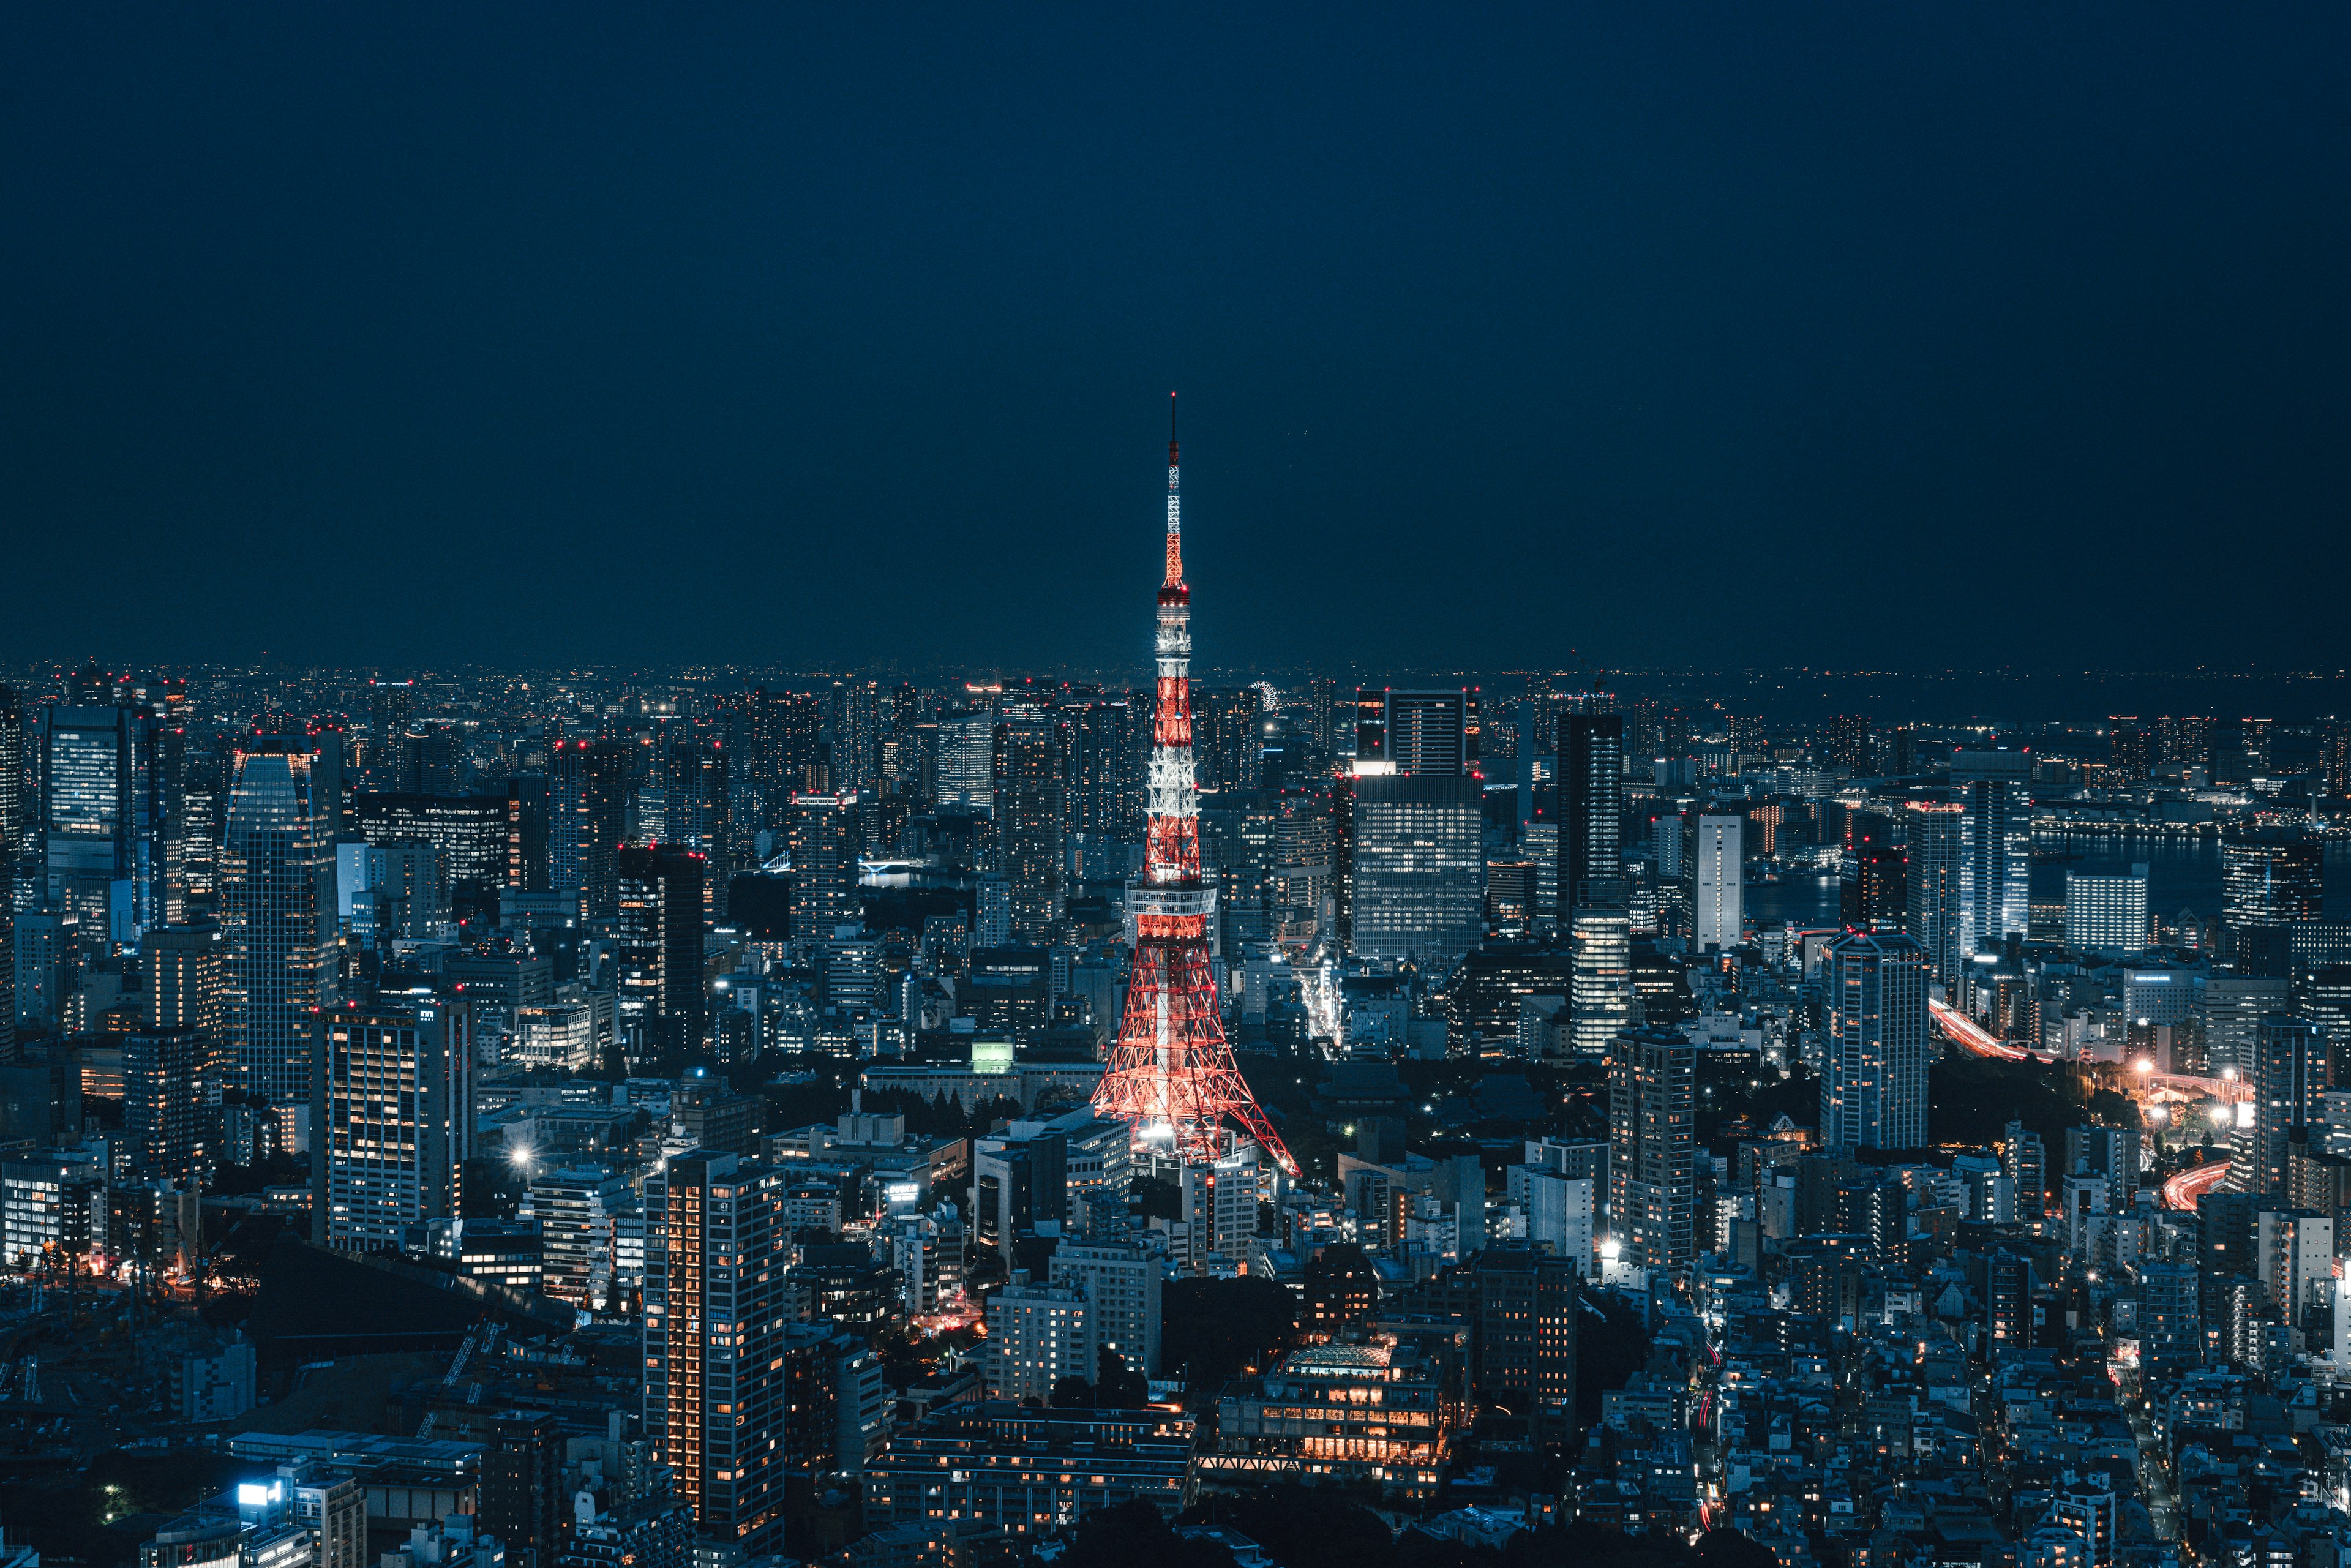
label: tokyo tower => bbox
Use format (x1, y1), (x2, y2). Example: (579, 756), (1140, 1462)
(1090, 398), (1300, 1178)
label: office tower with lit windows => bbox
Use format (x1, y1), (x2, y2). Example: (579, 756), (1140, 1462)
(1690, 814), (1743, 951)
(550, 739), (629, 919)
(2232, 1015), (2327, 1197)
(1473, 1248), (1580, 1436)
(1818, 930), (1930, 1150)
(43, 702), (181, 943)
(991, 718), (1063, 943)
(1354, 689), (1479, 776)
(317, 1002), (471, 1248)
(616, 846), (708, 1057)
(1566, 880), (1634, 1058)
(643, 1150), (788, 1551)
(2222, 830), (2323, 934)
(352, 792), (509, 909)
(0, 684), (23, 865)
(222, 740), (338, 1125)
(935, 712), (995, 809)
(1608, 1025), (1695, 1270)
(2066, 866), (2150, 956)
(1307, 677), (1338, 757)
(1904, 800), (1964, 983)
(1345, 771), (1485, 972)
(1952, 750), (2032, 961)
(786, 793), (858, 943)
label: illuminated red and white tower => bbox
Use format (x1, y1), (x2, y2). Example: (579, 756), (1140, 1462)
(1092, 399), (1299, 1177)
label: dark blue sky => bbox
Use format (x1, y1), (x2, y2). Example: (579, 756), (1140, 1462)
(5, 7), (2347, 675)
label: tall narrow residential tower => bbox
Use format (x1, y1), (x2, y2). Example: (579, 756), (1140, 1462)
(1093, 402), (1299, 1176)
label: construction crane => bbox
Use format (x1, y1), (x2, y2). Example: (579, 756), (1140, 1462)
(416, 1318), (503, 1439)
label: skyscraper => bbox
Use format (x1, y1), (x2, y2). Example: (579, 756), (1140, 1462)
(1818, 931), (1930, 1150)
(934, 712), (995, 809)
(991, 718), (1063, 944)
(745, 689), (823, 830)
(317, 1002), (471, 1248)
(1951, 750), (2031, 961)
(643, 1150), (787, 1551)
(43, 702), (180, 944)
(1608, 1026), (1695, 1272)
(1346, 771), (1486, 973)
(366, 679), (417, 788)
(144, 919), (227, 1106)
(124, 1026), (204, 1182)
(663, 738), (732, 919)
(1354, 689), (1480, 776)
(1690, 814), (1743, 951)
(1826, 714), (1873, 775)
(1063, 697), (1144, 846)
(2232, 1014), (2327, 1198)
(1904, 800), (1964, 983)
(786, 793), (859, 942)
(1565, 891), (1635, 1059)
(2066, 866), (2150, 956)
(616, 847), (708, 1059)
(222, 740), (337, 1131)
(2221, 830), (2322, 933)
(550, 739), (629, 919)
(1557, 713), (1622, 909)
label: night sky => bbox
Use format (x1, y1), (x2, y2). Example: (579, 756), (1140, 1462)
(5, 7), (2347, 675)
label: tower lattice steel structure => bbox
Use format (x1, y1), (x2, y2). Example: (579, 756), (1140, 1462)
(1091, 399), (1299, 1177)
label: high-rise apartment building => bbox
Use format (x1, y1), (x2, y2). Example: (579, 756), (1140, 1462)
(317, 1003), (471, 1248)
(366, 680), (418, 786)
(1062, 698), (1144, 846)
(2065, 866), (2149, 956)
(1608, 1026), (1695, 1271)
(1951, 751), (2031, 961)
(222, 740), (338, 1127)
(785, 793), (858, 943)
(1904, 800), (1964, 983)
(1345, 771), (1485, 973)
(125, 1026), (204, 1182)
(745, 689), (823, 830)
(991, 719), (1063, 944)
(1818, 931), (1930, 1150)
(143, 919), (227, 1092)
(1826, 714), (1873, 775)
(1472, 1248), (1580, 1436)
(643, 1150), (788, 1551)
(1354, 689), (1479, 776)
(550, 740), (629, 920)
(1690, 814), (1743, 951)
(616, 846), (708, 1058)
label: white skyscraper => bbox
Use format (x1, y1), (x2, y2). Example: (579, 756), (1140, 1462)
(1952, 750), (2032, 961)
(1692, 814), (1743, 951)
(2065, 865), (2150, 956)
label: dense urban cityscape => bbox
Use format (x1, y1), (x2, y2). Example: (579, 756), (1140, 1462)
(9, 12), (2350, 1568)
(6, 416), (2351, 1568)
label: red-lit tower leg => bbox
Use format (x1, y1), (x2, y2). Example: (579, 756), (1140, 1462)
(1092, 398), (1299, 1177)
